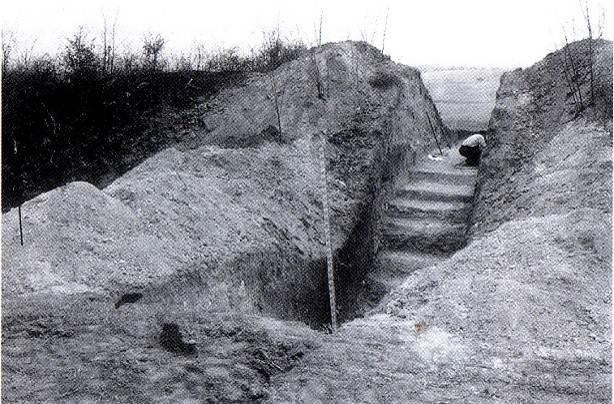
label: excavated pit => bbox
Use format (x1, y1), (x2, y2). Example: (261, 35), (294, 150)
(261, 129), (419, 328)
(130, 130), (411, 330)
(224, 132), (476, 329)
(24, 136), (470, 333)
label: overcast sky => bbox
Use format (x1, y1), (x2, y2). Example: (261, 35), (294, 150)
(2, 0), (611, 68)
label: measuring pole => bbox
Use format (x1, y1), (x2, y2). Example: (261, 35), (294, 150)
(317, 133), (337, 331)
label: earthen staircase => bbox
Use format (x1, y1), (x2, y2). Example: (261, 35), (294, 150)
(371, 147), (478, 290)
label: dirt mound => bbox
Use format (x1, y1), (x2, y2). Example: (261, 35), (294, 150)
(473, 39), (613, 236)
(2, 41), (446, 326)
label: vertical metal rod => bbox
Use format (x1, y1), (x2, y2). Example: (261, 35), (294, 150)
(14, 139), (24, 246)
(426, 112), (443, 155)
(18, 204), (24, 246)
(439, 118), (452, 149)
(318, 134), (337, 331)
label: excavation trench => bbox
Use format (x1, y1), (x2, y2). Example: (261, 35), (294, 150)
(123, 220), (374, 330)
(135, 140), (476, 331)
(249, 129), (421, 329)
(134, 129), (460, 330)
(235, 204), (390, 329)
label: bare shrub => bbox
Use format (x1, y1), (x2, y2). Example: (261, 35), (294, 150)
(63, 27), (99, 82)
(100, 13), (118, 75)
(250, 29), (305, 72)
(205, 47), (249, 72)
(581, 1), (595, 105)
(308, 13), (325, 99)
(1, 25), (306, 210)
(142, 33), (165, 70)
(2, 29), (16, 72)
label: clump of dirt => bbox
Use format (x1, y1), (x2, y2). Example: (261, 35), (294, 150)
(115, 292), (143, 309)
(160, 323), (197, 355)
(368, 71), (402, 90)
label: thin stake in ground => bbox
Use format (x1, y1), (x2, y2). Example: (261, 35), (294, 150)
(270, 76), (283, 135)
(317, 132), (337, 331)
(426, 112), (443, 155)
(18, 205), (24, 246)
(13, 138), (24, 246)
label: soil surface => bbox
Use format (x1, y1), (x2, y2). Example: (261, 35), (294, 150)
(473, 39), (613, 236)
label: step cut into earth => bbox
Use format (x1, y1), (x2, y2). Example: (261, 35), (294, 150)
(372, 147), (477, 293)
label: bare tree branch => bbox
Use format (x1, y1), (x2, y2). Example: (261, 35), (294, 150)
(270, 75), (284, 136)
(581, 0), (595, 105)
(381, 8), (389, 54)
(563, 27), (584, 110)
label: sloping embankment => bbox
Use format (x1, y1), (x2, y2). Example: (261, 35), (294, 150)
(2, 41), (446, 326)
(472, 38), (612, 236)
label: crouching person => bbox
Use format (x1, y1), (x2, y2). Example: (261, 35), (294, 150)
(459, 134), (485, 166)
